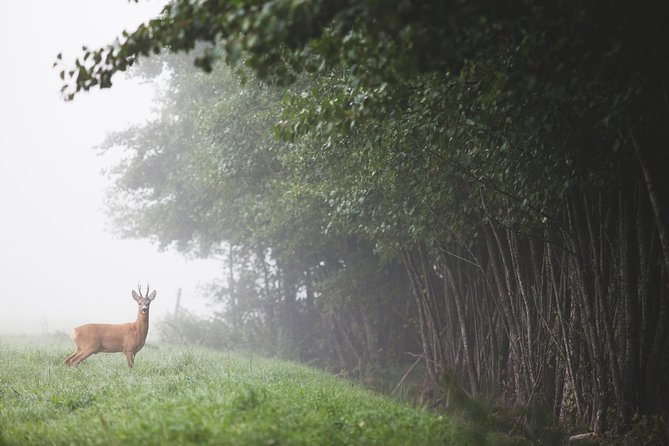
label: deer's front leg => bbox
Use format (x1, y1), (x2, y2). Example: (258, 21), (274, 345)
(125, 351), (135, 368)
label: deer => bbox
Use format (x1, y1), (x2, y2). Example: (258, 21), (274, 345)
(64, 284), (157, 368)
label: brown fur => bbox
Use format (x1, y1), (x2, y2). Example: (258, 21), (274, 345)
(64, 288), (156, 368)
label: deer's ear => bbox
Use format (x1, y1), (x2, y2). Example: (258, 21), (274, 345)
(148, 290), (157, 301)
(132, 290), (141, 301)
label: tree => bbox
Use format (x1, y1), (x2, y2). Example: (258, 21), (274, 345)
(67, 0), (669, 436)
(102, 51), (418, 371)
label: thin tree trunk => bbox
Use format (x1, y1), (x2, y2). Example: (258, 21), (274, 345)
(619, 189), (640, 428)
(445, 264), (480, 396)
(485, 225), (525, 402)
(632, 132), (669, 276)
(568, 199), (609, 434)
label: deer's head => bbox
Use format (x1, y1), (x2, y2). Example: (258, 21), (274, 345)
(132, 284), (157, 314)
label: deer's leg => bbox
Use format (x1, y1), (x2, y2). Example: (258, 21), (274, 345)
(70, 349), (96, 366)
(125, 352), (135, 369)
(64, 347), (81, 365)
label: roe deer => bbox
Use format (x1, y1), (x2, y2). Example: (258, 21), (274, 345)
(64, 284), (157, 368)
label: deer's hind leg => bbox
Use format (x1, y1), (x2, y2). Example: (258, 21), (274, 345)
(67, 349), (96, 366)
(64, 347), (81, 366)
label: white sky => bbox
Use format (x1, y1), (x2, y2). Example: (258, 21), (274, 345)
(0, 1), (222, 335)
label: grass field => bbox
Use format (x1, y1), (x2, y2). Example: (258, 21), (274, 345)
(0, 338), (525, 445)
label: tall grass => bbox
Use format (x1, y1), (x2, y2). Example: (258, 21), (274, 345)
(0, 340), (525, 445)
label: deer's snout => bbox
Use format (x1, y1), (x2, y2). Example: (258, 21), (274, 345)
(141, 305), (149, 314)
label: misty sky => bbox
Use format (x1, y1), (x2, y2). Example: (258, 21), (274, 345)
(0, 1), (221, 334)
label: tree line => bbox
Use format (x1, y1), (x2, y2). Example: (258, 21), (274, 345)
(64, 0), (669, 437)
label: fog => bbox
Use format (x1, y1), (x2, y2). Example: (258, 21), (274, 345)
(0, 1), (220, 335)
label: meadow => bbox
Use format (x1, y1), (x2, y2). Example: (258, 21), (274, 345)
(0, 338), (524, 445)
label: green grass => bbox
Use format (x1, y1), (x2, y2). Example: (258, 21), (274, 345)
(0, 339), (525, 445)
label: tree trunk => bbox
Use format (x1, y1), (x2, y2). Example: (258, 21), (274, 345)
(445, 264), (480, 396)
